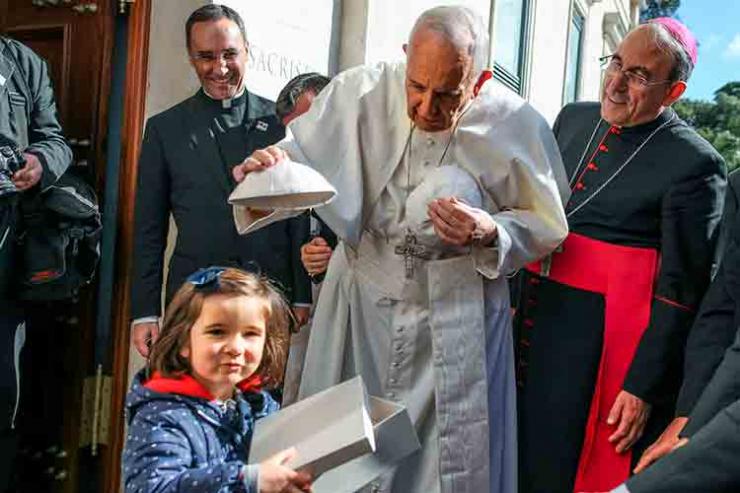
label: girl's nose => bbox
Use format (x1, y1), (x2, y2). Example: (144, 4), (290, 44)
(223, 336), (244, 355)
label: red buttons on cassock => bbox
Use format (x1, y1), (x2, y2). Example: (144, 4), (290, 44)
(599, 144), (608, 152)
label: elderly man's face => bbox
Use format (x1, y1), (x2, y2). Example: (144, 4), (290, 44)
(188, 18), (248, 100)
(281, 90), (316, 126)
(601, 26), (681, 127)
(405, 30), (474, 132)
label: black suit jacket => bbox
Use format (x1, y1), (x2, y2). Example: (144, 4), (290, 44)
(131, 90), (310, 319)
(625, 397), (740, 492)
(625, 171), (740, 492)
(675, 170), (740, 416)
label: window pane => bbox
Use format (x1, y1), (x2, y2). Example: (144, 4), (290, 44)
(494, 0), (526, 76)
(564, 13), (585, 103)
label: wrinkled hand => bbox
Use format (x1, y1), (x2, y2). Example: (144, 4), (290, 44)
(232, 146), (287, 182)
(292, 306), (311, 329)
(259, 447), (313, 493)
(633, 416), (688, 473)
(131, 321), (159, 358)
(427, 197), (497, 247)
(300, 237), (333, 276)
(12, 153), (43, 191)
(608, 390), (652, 454)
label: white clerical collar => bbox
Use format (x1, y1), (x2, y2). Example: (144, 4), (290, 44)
(202, 85), (247, 109)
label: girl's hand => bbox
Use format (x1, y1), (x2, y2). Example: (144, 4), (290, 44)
(259, 447), (312, 493)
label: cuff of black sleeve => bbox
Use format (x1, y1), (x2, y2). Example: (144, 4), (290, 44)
(681, 417), (702, 438)
(310, 272), (326, 284)
(674, 385), (699, 417)
(623, 298), (695, 403)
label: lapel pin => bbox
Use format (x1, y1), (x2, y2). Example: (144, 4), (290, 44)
(256, 121), (269, 132)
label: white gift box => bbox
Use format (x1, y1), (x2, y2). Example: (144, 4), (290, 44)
(249, 376), (420, 490)
(311, 395), (421, 492)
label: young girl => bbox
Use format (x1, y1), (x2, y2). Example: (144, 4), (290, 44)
(122, 267), (312, 493)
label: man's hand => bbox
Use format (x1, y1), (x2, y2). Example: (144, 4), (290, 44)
(633, 416), (689, 473)
(300, 237), (333, 276)
(259, 447), (312, 493)
(427, 197), (497, 247)
(131, 321), (160, 358)
(292, 306), (311, 329)
(12, 153), (43, 191)
(232, 146), (287, 182)
(607, 390), (652, 453)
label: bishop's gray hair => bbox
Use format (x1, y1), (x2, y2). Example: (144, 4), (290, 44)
(408, 6), (489, 80)
(643, 22), (694, 82)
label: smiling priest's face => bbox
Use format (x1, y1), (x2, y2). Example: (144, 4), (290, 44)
(188, 18), (248, 100)
(404, 28), (475, 132)
(601, 25), (683, 127)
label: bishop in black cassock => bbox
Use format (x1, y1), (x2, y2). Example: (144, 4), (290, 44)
(513, 19), (726, 493)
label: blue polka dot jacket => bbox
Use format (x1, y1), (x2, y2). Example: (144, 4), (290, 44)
(122, 368), (279, 492)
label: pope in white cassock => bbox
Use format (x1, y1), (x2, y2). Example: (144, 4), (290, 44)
(233, 6), (568, 493)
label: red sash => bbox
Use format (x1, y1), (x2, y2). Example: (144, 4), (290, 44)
(526, 232), (659, 492)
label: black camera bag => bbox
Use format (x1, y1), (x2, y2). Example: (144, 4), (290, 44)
(16, 172), (101, 301)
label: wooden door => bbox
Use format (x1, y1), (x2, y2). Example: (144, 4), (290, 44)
(0, 1), (114, 492)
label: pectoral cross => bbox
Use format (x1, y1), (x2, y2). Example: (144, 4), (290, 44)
(395, 230), (430, 279)
(540, 243), (565, 277)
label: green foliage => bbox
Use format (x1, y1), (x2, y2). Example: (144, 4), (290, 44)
(674, 86), (740, 171)
(716, 82), (740, 99)
(641, 0), (681, 21)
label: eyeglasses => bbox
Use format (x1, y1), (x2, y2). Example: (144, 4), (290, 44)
(186, 266), (227, 290)
(600, 55), (674, 89)
(190, 48), (243, 65)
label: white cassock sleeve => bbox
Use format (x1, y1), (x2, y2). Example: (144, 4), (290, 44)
(278, 63), (569, 274)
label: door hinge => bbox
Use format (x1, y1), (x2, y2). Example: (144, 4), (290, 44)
(79, 364), (112, 456)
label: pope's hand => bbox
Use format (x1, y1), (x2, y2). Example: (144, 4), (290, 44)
(427, 197), (497, 247)
(232, 146), (287, 182)
(607, 390), (652, 454)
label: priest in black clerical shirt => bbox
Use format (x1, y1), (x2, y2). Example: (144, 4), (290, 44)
(130, 4), (311, 358)
(513, 18), (726, 493)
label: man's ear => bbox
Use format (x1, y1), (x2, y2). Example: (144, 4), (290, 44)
(663, 81), (687, 106)
(402, 43), (408, 55)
